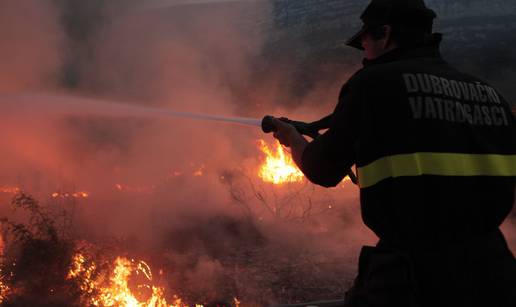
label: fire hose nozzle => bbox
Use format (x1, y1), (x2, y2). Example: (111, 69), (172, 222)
(261, 115), (277, 134)
(262, 115), (321, 139)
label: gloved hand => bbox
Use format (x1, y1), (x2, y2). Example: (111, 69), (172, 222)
(278, 117), (321, 139)
(270, 118), (301, 147)
(262, 115), (325, 139)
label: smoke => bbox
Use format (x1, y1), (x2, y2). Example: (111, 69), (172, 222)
(0, 0), (64, 91)
(0, 0), (512, 305)
(0, 0), (374, 305)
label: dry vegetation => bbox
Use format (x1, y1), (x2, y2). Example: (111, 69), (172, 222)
(0, 187), (356, 306)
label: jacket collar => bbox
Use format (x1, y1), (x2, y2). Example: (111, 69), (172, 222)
(362, 33), (443, 67)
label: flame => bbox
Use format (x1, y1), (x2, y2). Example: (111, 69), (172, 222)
(0, 186), (20, 194)
(0, 276), (9, 304)
(1, 186), (89, 198)
(257, 140), (304, 184)
(51, 191), (89, 199)
(68, 253), (97, 294)
(68, 253), (204, 307)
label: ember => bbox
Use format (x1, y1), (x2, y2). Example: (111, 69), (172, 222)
(0, 236), (8, 305)
(115, 184), (156, 194)
(192, 164), (205, 177)
(257, 139), (304, 184)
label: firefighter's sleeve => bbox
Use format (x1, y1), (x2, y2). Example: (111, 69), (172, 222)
(299, 82), (361, 188)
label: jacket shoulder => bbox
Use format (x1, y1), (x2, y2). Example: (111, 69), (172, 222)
(345, 63), (406, 94)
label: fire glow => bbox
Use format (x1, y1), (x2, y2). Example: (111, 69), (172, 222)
(258, 139), (304, 185)
(1, 186), (90, 199)
(115, 184), (156, 194)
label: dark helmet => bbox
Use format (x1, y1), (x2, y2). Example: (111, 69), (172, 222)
(346, 0), (437, 50)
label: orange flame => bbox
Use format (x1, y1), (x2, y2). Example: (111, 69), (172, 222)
(68, 253), (204, 307)
(257, 140), (304, 184)
(0, 277), (9, 305)
(0, 186), (20, 194)
(51, 191), (89, 199)
(68, 253), (97, 294)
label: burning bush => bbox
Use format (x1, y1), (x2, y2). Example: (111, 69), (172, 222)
(0, 193), (210, 307)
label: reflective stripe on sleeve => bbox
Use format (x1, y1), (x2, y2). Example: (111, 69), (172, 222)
(357, 152), (516, 188)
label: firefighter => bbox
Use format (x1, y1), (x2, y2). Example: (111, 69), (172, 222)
(270, 0), (516, 306)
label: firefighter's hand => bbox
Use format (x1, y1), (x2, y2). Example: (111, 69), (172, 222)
(271, 117), (301, 147)
(279, 117), (320, 139)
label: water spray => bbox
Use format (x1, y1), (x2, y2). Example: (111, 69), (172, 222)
(0, 93), (266, 128)
(146, 109), (264, 128)
(1, 93), (358, 183)
(0, 93), (290, 132)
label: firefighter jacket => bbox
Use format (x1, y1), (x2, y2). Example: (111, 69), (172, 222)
(300, 39), (516, 249)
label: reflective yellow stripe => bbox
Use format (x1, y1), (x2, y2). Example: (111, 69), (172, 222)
(357, 153), (516, 188)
